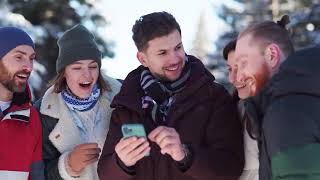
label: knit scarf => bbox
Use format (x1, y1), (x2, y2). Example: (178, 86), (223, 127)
(141, 57), (191, 124)
(62, 84), (100, 111)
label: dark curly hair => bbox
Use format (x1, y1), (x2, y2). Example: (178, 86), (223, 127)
(132, 11), (181, 51)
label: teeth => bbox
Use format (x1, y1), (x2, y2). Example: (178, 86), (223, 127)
(81, 82), (91, 85)
(166, 65), (178, 71)
(235, 83), (246, 89)
(17, 74), (28, 78)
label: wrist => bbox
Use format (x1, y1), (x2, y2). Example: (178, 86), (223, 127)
(178, 144), (190, 162)
(176, 144), (193, 172)
(115, 154), (136, 175)
(175, 144), (187, 161)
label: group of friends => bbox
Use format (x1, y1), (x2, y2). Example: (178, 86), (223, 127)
(0, 11), (319, 180)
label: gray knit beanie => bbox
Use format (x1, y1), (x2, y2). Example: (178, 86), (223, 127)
(56, 24), (101, 73)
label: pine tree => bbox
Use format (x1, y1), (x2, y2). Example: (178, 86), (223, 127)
(1, 0), (114, 98)
(208, 0), (320, 91)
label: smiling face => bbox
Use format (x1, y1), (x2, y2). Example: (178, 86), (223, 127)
(64, 59), (99, 99)
(0, 45), (35, 93)
(137, 30), (186, 82)
(226, 50), (247, 98)
(226, 50), (237, 85)
(235, 35), (272, 99)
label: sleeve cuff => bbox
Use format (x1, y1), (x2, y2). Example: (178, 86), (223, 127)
(115, 154), (136, 175)
(58, 151), (83, 179)
(175, 144), (194, 172)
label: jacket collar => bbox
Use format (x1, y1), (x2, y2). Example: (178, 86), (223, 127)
(1, 84), (32, 123)
(111, 55), (213, 114)
(40, 75), (121, 119)
(40, 75), (121, 153)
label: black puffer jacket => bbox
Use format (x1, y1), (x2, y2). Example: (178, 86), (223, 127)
(244, 46), (320, 180)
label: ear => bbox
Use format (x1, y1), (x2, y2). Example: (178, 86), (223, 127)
(264, 43), (281, 69)
(137, 52), (148, 67)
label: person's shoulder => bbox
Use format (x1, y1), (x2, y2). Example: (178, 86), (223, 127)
(212, 82), (230, 95)
(102, 74), (124, 103)
(118, 65), (144, 91)
(32, 86), (57, 110)
(282, 45), (320, 68)
(202, 80), (233, 102)
(123, 65), (144, 82)
(33, 97), (43, 111)
(294, 45), (320, 56)
(102, 74), (122, 91)
(28, 106), (44, 130)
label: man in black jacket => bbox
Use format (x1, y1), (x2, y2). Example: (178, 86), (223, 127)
(235, 15), (320, 180)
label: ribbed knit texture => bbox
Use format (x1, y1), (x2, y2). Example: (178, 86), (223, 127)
(0, 27), (34, 59)
(56, 24), (101, 73)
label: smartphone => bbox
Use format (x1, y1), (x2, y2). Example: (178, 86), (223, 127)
(121, 123), (147, 138)
(121, 123), (149, 156)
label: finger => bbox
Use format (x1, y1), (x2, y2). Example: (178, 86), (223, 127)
(77, 143), (99, 150)
(130, 146), (151, 163)
(158, 136), (178, 149)
(83, 155), (99, 165)
(148, 126), (166, 141)
(84, 147), (101, 155)
(127, 141), (150, 159)
(119, 138), (146, 156)
(82, 153), (100, 162)
(153, 129), (173, 145)
(160, 144), (175, 155)
(116, 137), (138, 152)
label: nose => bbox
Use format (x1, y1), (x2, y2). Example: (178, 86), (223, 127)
(81, 68), (92, 78)
(170, 51), (184, 64)
(23, 60), (33, 73)
(236, 69), (245, 83)
(229, 70), (237, 85)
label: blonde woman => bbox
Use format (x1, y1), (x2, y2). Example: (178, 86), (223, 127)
(34, 24), (121, 180)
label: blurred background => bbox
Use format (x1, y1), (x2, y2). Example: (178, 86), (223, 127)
(0, 0), (319, 99)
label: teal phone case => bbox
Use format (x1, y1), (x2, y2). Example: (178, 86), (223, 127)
(121, 123), (149, 156)
(121, 124), (147, 138)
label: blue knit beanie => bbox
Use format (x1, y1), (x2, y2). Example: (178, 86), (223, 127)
(0, 27), (35, 59)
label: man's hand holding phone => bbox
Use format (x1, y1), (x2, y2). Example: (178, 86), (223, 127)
(115, 124), (185, 167)
(115, 124), (151, 167)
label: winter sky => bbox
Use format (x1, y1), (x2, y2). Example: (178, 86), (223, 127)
(98, 0), (226, 79)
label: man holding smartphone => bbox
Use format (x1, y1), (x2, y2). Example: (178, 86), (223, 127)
(98, 11), (244, 180)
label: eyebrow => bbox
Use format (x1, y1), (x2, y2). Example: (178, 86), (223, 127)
(72, 60), (97, 65)
(157, 42), (182, 52)
(14, 50), (36, 57)
(176, 42), (182, 47)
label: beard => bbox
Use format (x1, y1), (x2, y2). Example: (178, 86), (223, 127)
(152, 72), (171, 82)
(252, 61), (271, 95)
(0, 61), (29, 93)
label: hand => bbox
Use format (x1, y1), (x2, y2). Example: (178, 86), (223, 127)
(148, 126), (185, 161)
(68, 143), (101, 173)
(115, 137), (150, 167)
